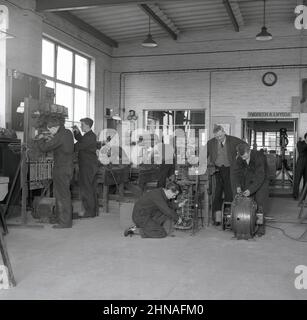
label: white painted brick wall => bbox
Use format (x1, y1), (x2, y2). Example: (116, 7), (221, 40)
(123, 71), (209, 129)
(121, 68), (301, 137)
(112, 21), (307, 138)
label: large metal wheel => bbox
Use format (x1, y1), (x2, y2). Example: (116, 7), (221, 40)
(231, 195), (257, 240)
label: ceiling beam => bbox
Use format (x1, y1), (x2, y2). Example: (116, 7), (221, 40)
(229, 1), (244, 27)
(55, 12), (118, 47)
(223, 0), (240, 32)
(36, 0), (186, 12)
(138, 4), (178, 40)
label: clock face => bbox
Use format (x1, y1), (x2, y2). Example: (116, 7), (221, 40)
(262, 72), (277, 86)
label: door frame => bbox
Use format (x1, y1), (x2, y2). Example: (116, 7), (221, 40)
(241, 117), (298, 175)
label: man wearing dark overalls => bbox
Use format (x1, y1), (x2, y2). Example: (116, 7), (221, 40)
(73, 118), (98, 218)
(124, 182), (185, 238)
(37, 118), (74, 228)
(233, 143), (269, 235)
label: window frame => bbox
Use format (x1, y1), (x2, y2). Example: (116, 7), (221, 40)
(42, 36), (91, 124)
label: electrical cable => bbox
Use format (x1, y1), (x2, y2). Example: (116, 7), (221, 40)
(266, 224), (307, 242)
(267, 219), (307, 225)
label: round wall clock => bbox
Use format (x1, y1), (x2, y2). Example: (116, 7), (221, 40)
(262, 72), (278, 86)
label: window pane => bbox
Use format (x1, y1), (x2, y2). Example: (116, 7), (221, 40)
(190, 111), (205, 125)
(287, 133), (294, 148)
(75, 55), (89, 88)
(256, 132), (263, 147)
(42, 39), (55, 77)
(74, 89), (88, 122)
(56, 46), (73, 83)
(265, 132), (276, 148)
(55, 83), (73, 120)
(65, 119), (74, 129)
(45, 79), (55, 89)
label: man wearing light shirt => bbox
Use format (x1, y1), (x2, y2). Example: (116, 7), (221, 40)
(207, 125), (244, 224)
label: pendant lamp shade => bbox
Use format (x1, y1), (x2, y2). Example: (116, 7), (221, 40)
(142, 17), (157, 47)
(256, 26), (272, 41)
(256, 0), (272, 41)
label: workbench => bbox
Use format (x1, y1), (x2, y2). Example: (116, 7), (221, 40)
(96, 165), (130, 213)
(129, 164), (161, 192)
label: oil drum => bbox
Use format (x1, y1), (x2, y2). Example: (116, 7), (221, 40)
(231, 195), (257, 240)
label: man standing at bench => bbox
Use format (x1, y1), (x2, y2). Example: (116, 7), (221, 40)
(37, 118), (74, 228)
(72, 118), (98, 218)
(124, 182), (185, 238)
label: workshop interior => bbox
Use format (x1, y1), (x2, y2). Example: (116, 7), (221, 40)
(0, 0), (307, 300)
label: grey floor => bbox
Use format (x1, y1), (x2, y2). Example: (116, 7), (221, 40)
(1, 197), (307, 300)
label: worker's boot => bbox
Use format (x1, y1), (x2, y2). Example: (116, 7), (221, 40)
(124, 225), (136, 237)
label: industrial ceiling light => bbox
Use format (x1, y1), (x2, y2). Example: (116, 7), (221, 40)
(256, 0), (272, 41)
(142, 17), (157, 47)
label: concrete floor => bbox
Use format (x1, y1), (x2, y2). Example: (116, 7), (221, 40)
(1, 197), (307, 300)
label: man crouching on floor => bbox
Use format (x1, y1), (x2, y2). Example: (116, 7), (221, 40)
(124, 182), (186, 238)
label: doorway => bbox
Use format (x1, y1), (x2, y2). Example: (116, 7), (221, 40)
(242, 118), (298, 197)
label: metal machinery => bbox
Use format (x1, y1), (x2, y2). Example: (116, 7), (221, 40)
(23, 98), (69, 222)
(242, 119), (295, 193)
(275, 127), (293, 185)
(3, 70), (69, 227)
(174, 165), (207, 235)
(221, 195), (264, 240)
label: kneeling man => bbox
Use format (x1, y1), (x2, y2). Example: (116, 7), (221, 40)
(124, 182), (185, 238)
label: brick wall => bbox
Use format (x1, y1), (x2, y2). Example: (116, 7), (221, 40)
(111, 22), (307, 137)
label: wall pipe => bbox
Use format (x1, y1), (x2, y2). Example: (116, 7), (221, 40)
(117, 64), (307, 117)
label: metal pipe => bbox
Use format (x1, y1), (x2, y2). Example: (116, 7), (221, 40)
(113, 46), (307, 60)
(116, 64), (307, 122)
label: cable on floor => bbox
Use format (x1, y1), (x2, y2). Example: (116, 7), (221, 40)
(266, 224), (307, 242)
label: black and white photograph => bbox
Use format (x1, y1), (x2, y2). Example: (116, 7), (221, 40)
(0, 0), (307, 308)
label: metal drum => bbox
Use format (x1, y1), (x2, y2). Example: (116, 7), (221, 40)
(231, 195), (257, 240)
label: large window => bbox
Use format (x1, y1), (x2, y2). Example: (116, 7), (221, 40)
(42, 38), (91, 125)
(143, 109), (207, 165)
(251, 130), (295, 155)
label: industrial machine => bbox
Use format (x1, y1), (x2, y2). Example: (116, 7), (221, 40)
(173, 165), (206, 234)
(275, 127), (293, 185)
(221, 194), (264, 240)
(1, 70), (69, 226)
